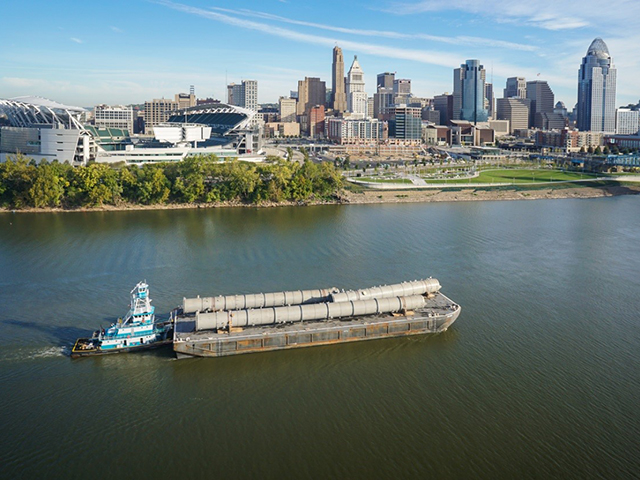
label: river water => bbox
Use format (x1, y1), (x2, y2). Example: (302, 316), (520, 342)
(1, 198), (639, 479)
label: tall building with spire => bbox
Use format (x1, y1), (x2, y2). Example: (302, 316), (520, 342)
(577, 38), (617, 132)
(347, 56), (368, 118)
(331, 46), (347, 113)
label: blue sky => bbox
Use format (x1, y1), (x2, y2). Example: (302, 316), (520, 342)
(2, 0), (639, 108)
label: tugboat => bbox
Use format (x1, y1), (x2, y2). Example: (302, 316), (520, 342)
(71, 281), (173, 358)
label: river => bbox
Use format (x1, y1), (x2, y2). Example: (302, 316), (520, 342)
(1, 198), (639, 479)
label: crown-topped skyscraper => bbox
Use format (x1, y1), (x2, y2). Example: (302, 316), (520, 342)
(331, 46), (347, 114)
(577, 38), (616, 133)
(347, 55), (367, 118)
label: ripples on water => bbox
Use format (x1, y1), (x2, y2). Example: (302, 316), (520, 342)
(1, 198), (640, 478)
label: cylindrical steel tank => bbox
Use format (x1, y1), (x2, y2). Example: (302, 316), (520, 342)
(183, 288), (337, 314)
(329, 278), (440, 303)
(195, 295), (426, 331)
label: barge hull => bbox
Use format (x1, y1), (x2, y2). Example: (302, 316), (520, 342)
(173, 307), (460, 358)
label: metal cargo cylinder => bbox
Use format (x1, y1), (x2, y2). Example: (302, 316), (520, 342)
(195, 295), (426, 331)
(330, 278), (440, 303)
(182, 287), (337, 314)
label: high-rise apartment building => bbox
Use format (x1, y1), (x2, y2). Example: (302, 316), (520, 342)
(93, 105), (134, 132)
(504, 77), (527, 98)
(175, 92), (196, 110)
(279, 97), (297, 123)
(526, 81), (555, 129)
(377, 72), (395, 90)
(453, 60), (488, 123)
(227, 80), (258, 111)
(143, 98), (177, 135)
(308, 105), (325, 138)
(387, 106), (422, 140)
(577, 38), (617, 132)
(616, 108), (640, 135)
(331, 46), (347, 113)
(347, 56), (367, 118)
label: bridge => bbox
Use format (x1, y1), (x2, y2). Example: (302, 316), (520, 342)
(604, 154), (640, 167)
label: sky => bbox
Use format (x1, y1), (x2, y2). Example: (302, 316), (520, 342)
(1, 0), (639, 109)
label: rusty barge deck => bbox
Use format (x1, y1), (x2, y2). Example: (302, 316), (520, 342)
(173, 291), (460, 358)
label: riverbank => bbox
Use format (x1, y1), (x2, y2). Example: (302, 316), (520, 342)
(339, 182), (640, 204)
(2, 182), (639, 213)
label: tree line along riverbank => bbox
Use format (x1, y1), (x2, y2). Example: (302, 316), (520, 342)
(0, 155), (343, 209)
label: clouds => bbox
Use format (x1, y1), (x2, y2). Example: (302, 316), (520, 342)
(147, 0), (639, 105)
(386, 0), (640, 32)
(211, 7), (538, 52)
(3, 0), (638, 106)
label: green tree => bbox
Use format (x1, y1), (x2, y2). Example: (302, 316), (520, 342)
(137, 165), (170, 204)
(70, 163), (120, 206)
(0, 155), (37, 207)
(299, 147), (310, 162)
(28, 162), (67, 208)
(119, 166), (139, 203)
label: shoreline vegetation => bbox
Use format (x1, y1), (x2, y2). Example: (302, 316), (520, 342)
(1, 155), (639, 213)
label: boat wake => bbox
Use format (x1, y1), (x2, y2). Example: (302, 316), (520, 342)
(0, 346), (68, 363)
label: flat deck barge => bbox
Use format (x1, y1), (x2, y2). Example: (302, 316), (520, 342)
(172, 279), (460, 358)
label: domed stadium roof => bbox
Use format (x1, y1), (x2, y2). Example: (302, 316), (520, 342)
(167, 103), (254, 136)
(587, 38), (610, 60)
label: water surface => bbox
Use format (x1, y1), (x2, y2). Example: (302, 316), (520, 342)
(1, 198), (639, 479)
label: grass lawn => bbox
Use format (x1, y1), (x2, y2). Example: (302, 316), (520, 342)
(423, 169), (596, 184)
(356, 177), (414, 184)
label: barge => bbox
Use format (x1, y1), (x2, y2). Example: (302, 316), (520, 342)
(172, 278), (460, 358)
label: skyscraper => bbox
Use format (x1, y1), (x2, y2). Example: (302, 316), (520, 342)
(484, 83), (494, 118)
(496, 98), (530, 133)
(227, 80), (258, 111)
(393, 79), (411, 96)
(347, 56), (367, 118)
(331, 46), (347, 113)
(526, 81), (555, 128)
(504, 77), (527, 98)
(143, 98), (177, 135)
(577, 38), (617, 132)
(433, 94), (453, 125)
(453, 60), (488, 123)
(297, 77), (326, 115)
(377, 72), (395, 89)
(279, 97), (297, 123)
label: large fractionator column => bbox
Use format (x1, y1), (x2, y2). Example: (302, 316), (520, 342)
(195, 295), (426, 331)
(329, 278), (440, 303)
(183, 278), (440, 314)
(183, 288), (338, 314)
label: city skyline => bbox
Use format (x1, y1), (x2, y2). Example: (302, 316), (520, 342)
(2, 0), (640, 107)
